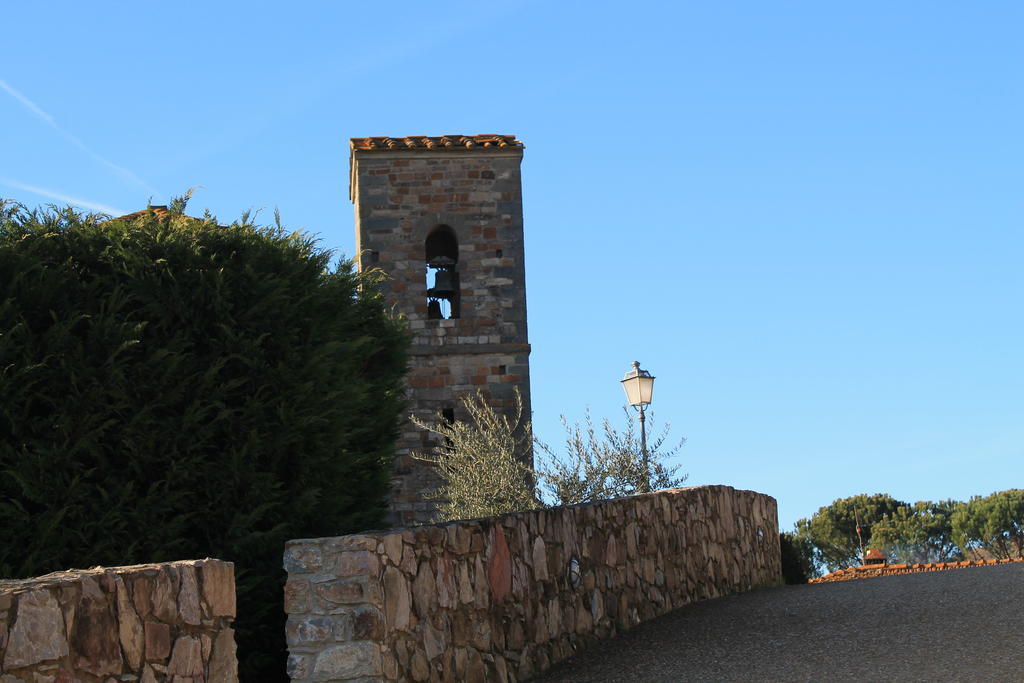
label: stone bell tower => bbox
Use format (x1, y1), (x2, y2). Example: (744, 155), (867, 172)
(349, 134), (532, 526)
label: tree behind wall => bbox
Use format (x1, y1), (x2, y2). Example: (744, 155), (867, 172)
(0, 200), (407, 680)
(871, 500), (963, 564)
(779, 531), (816, 583)
(952, 489), (1024, 560)
(794, 493), (909, 572)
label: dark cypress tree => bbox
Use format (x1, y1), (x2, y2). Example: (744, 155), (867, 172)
(0, 198), (407, 679)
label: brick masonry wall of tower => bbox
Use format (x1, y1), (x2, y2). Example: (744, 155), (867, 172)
(350, 136), (532, 526)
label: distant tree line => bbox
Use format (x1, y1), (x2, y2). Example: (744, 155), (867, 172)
(782, 490), (1024, 581)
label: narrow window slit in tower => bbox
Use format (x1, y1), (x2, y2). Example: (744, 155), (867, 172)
(440, 407), (456, 448)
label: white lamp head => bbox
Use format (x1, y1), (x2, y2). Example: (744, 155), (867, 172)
(620, 360), (654, 407)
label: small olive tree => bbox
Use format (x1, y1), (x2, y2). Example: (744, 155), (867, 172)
(412, 389), (539, 522)
(535, 408), (686, 506)
(414, 395), (687, 520)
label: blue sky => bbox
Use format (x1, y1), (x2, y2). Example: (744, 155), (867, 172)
(2, 1), (1021, 529)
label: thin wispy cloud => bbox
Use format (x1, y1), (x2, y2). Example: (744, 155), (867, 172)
(0, 177), (127, 216)
(0, 78), (159, 196)
(0, 79), (55, 124)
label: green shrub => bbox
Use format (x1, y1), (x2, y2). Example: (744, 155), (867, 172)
(779, 531), (815, 584)
(0, 200), (407, 680)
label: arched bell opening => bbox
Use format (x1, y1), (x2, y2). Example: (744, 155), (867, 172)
(425, 225), (460, 319)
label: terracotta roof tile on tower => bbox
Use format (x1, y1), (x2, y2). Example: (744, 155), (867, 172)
(350, 134), (523, 151)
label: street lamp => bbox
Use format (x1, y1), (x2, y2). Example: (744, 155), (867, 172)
(620, 360), (655, 493)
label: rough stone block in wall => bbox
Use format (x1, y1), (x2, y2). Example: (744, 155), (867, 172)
(0, 559), (237, 682)
(283, 485), (781, 682)
(350, 135), (533, 525)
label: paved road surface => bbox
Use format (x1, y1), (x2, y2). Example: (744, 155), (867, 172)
(534, 563), (1024, 681)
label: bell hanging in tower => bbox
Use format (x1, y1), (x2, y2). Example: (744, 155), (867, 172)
(429, 268), (456, 297)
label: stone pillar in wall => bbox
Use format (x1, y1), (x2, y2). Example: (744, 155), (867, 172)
(350, 134), (533, 526)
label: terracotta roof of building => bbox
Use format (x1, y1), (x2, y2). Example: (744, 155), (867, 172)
(350, 134), (523, 151)
(114, 205), (172, 221)
(864, 549), (887, 561)
(109, 206), (213, 224)
(810, 556), (1024, 583)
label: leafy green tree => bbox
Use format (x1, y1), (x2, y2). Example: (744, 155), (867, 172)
(795, 493), (909, 572)
(871, 500), (963, 564)
(952, 489), (1024, 560)
(0, 199), (407, 680)
(412, 388), (539, 522)
(535, 408), (686, 506)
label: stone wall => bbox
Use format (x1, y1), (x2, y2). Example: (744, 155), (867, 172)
(284, 485), (780, 681)
(0, 560), (237, 682)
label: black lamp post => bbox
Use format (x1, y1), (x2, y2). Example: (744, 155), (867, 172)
(620, 360), (655, 493)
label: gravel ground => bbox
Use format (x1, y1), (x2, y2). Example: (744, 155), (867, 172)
(533, 563), (1024, 682)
